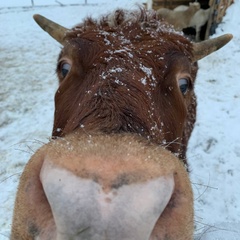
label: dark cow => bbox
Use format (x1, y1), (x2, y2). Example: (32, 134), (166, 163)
(11, 8), (232, 240)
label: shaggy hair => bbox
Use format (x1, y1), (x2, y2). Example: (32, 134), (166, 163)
(53, 8), (198, 167)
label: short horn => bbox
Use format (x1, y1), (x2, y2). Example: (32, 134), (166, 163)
(33, 14), (69, 44)
(192, 34), (233, 62)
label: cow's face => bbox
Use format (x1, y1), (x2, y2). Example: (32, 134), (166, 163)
(53, 27), (197, 157)
(42, 10), (198, 162)
(32, 10), (232, 163)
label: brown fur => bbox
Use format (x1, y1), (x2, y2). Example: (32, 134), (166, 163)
(52, 8), (198, 167)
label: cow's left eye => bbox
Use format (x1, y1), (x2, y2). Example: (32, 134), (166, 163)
(60, 62), (71, 78)
(178, 78), (189, 95)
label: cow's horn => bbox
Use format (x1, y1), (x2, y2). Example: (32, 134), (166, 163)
(192, 34), (233, 62)
(33, 14), (68, 44)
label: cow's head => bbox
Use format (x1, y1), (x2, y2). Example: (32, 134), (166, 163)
(33, 9), (232, 164)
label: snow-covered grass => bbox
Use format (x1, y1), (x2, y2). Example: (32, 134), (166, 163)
(0, 0), (98, 8)
(189, 2), (240, 237)
(0, 1), (239, 239)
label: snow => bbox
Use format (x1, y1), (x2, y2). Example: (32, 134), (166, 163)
(0, 0), (98, 8)
(0, 0), (239, 239)
(188, 2), (240, 237)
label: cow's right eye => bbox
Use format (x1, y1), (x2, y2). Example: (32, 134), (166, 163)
(60, 62), (71, 78)
(178, 78), (189, 95)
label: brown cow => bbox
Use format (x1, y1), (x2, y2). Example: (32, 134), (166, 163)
(11, 8), (232, 240)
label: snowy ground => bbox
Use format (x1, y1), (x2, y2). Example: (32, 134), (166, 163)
(0, 0), (239, 239)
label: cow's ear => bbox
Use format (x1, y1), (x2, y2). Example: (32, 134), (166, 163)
(192, 34), (233, 62)
(33, 14), (68, 45)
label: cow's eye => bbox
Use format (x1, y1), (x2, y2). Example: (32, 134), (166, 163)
(178, 78), (189, 95)
(60, 62), (71, 78)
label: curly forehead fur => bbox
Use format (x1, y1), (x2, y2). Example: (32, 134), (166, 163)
(63, 8), (193, 59)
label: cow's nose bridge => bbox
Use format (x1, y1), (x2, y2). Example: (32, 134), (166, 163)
(40, 158), (174, 240)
